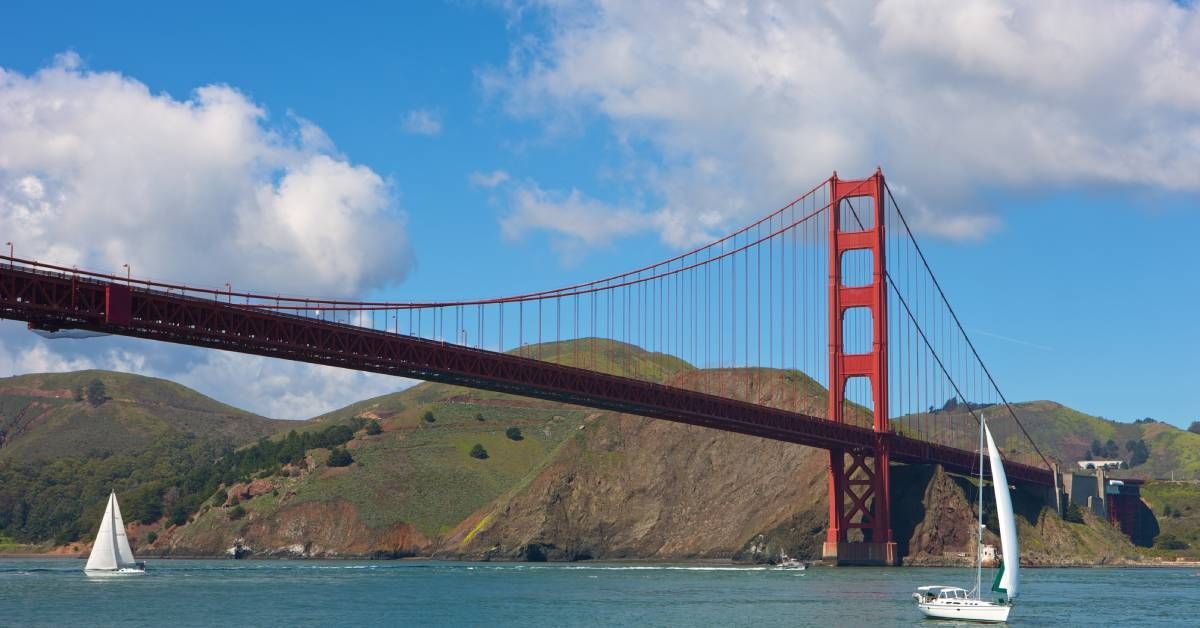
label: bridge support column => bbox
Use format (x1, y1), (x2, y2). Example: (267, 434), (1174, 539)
(823, 170), (898, 566)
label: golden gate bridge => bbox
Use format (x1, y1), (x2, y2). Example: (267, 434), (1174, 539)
(0, 169), (1054, 565)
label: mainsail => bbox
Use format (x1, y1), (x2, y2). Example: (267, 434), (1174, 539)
(85, 492), (138, 571)
(984, 423), (1019, 600)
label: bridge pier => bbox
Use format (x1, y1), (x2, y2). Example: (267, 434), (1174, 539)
(825, 170), (899, 566)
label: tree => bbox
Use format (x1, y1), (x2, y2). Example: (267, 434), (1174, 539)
(422, 411), (436, 423)
(228, 505), (246, 521)
(505, 427), (524, 441)
(469, 444), (489, 460)
(327, 448), (353, 467)
(86, 379), (107, 407)
(1188, 421), (1200, 435)
(1154, 533), (1188, 550)
(1125, 439), (1150, 467)
(365, 420), (383, 436)
(475, 413), (485, 422)
(1090, 439), (1103, 458)
(146, 531), (158, 544)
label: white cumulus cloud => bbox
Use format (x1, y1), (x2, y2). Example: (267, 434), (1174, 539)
(0, 55), (417, 417)
(0, 54), (412, 295)
(488, 0), (1200, 247)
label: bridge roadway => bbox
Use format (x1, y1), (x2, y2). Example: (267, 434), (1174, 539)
(0, 262), (1053, 486)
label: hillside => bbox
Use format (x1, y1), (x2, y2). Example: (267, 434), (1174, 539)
(0, 370), (289, 545)
(897, 400), (1200, 480)
(152, 340), (1161, 565)
(0, 370), (287, 461)
(1, 343), (1191, 563)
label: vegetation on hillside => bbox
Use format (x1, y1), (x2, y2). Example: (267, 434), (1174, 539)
(0, 420), (364, 545)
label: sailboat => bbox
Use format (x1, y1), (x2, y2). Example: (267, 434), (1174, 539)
(84, 491), (146, 576)
(913, 416), (1018, 622)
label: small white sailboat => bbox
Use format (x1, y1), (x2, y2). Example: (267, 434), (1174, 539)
(84, 491), (146, 576)
(913, 416), (1018, 623)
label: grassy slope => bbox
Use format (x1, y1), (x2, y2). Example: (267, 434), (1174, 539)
(897, 400), (1200, 480)
(171, 339), (692, 550)
(1140, 481), (1200, 553)
(0, 370), (287, 461)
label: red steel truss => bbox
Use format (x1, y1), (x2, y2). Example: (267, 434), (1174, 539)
(0, 261), (1052, 488)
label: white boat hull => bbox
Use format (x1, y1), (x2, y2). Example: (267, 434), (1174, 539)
(917, 600), (1011, 623)
(85, 567), (147, 577)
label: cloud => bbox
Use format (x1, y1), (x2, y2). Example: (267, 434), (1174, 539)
(0, 55), (418, 418)
(501, 183), (653, 253)
(488, 0), (1200, 245)
(401, 108), (443, 136)
(0, 54), (412, 295)
(469, 169), (511, 188)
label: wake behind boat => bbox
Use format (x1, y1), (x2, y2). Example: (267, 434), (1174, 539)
(84, 491), (146, 576)
(913, 416), (1017, 622)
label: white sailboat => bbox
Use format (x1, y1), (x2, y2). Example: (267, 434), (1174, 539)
(84, 491), (146, 576)
(913, 416), (1018, 623)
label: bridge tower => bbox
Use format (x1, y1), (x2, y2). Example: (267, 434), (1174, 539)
(824, 170), (899, 566)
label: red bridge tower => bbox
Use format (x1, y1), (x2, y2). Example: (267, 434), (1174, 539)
(824, 170), (899, 565)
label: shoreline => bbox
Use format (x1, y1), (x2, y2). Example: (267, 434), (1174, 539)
(3, 552), (1197, 569)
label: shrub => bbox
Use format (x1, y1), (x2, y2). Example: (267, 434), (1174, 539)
(469, 444), (489, 460)
(170, 504), (189, 526)
(212, 489), (228, 506)
(366, 420), (383, 435)
(1125, 439), (1150, 467)
(86, 379), (107, 407)
(1189, 421), (1200, 435)
(1064, 502), (1085, 524)
(327, 448), (353, 467)
(146, 531), (157, 544)
(475, 413), (485, 422)
(505, 427), (524, 441)
(1154, 533), (1189, 550)
(423, 411), (436, 423)
(228, 505), (246, 521)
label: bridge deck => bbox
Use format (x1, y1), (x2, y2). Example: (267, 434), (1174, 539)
(0, 263), (1053, 486)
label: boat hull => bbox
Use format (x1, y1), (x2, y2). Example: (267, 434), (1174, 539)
(84, 567), (147, 577)
(917, 601), (1011, 623)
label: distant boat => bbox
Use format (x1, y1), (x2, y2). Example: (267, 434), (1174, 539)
(913, 415), (1017, 622)
(84, 491), (146, 576)
(777, 553), (806, 570)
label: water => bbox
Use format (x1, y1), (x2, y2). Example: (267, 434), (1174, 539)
(1, 558), (1196, 626)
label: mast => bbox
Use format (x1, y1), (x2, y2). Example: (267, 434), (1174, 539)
(975, 414), (985, 599)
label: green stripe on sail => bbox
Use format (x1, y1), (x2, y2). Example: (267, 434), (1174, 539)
(991, 561), (1007, 594)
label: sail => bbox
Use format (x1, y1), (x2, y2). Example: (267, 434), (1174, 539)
(84, 493), (118, 571)
(111, 492), (137, 567)
(984, 423), (1019, 600)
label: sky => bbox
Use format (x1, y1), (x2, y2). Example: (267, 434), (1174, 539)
(0, 0), (1197, 425)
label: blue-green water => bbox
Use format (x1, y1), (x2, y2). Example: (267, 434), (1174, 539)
(1, 558), (1196, 626)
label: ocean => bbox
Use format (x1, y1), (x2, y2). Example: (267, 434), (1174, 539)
(1, 558), (1196, 626)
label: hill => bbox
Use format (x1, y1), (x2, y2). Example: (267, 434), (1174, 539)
(0, 370), (288, 545)
(1, 343), (1191, 563)
(0, 370), (287, 461)
(155, 340), (1158, 565)
(898, 400), (1200, 480)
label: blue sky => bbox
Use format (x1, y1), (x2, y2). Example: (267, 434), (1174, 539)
(0, 1), (1197, 425)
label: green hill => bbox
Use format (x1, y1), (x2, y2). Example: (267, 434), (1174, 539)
(0, 370), (286, 461)
(0, 370), (289, 545)
(2, 343), (1195, 563)
(897, 400), (1200, 480)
